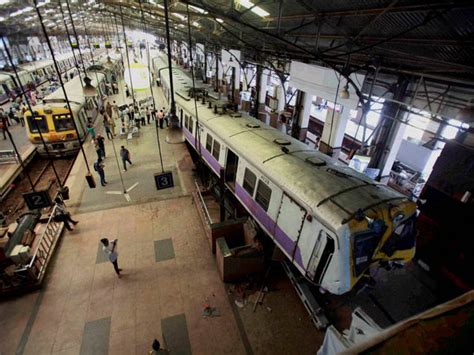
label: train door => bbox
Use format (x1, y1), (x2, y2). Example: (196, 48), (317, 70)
(306, 230), (335, 285)
(225, 149), (239, 189)
(1, 83), (9, 97)
(179, 108), (183, 127)
(275, 193), (307, 260)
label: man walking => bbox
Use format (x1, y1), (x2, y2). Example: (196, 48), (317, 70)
(100, 238), (122, 277)
(94, 158), (107, 186)
(120, 146), (132, 172)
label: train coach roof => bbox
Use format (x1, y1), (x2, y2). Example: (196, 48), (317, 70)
(0, 73), (13, 81)
(159, 58), (409, 228)
(36, 71), (105, 110)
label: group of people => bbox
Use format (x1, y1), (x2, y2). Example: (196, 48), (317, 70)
(0, 101), (28, 139)
(119, 102), (168, 129)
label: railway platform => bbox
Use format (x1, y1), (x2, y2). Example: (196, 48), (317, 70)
(0, 72), (320, 354)
(0, 119), (36, 199)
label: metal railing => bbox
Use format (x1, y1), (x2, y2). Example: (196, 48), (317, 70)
(0, 149), (19, 164)
(194, 180), (213, 225)
(25, 205), (62, 280)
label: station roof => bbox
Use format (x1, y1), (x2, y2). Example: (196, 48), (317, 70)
(1, 1), (473, 84)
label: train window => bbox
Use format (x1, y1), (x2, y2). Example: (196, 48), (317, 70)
(212, 140), (220, 161)
(243, 168), (257, 196)
(26, 115), (48, 133)
(184, 114), (189, 129)
(206, 134), (213, 153)
(189, 118), (194, 135)
(53, 114), (75, 132)
(255, 180), (272, 212)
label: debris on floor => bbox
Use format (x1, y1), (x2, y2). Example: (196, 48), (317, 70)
(202, 301), (221, 318)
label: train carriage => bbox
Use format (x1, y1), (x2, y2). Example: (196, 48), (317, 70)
(0, 49), (99, 105)
(157, 55), (417, 295)
(24, 71), (106, 157)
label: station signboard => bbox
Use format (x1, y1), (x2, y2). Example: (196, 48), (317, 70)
(154, 171), (174, 190)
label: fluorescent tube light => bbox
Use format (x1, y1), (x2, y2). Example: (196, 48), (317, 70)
(251, 6), (269, 17)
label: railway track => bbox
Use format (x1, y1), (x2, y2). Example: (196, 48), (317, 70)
(0, 152), (77, 224)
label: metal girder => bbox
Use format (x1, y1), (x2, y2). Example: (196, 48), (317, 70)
(266, 1), (474, 21)
(285, 34), (474, 47)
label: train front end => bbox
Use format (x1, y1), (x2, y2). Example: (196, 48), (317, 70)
(25, 106), (81, 157)
(346, 199), (417, 290)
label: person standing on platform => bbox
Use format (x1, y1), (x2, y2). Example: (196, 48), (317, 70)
(53, 197), (78, 231)
(112, 101), (119, 120)
(87, 122), (96, 138)
(8, 107), (18, 125)
(162, 107), (169, 127)
(93, 138), (102, 160)
(120, 146), (132, 172)
(146, 106), (151, 125)
(0, 109), (8, 140)
(125, 84), (130, 98)
(157, 109), (164, 129)
(109, 115), (116, 137)
(129, 104), (134, 124)
(20, 102), (27, 126)
(15, 107), (23, 126)
(104, 118), (113, 140)
(134, 106), (141, 128)
(120, 106), (126, 123)
(97, 134), (106, 158)
(140, 106), (146, 126)
(94, 158), (107, 186)
(100, 238), (121, 277)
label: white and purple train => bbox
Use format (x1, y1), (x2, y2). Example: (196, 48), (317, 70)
(158, 56), (417, 295)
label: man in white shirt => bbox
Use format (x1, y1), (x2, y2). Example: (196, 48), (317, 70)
(100, 238), (122, 277)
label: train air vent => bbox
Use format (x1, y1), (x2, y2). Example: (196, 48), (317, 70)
(246, 123), (260, 128)
(305, 156), (326, 167)
(273, 138), (291, 145)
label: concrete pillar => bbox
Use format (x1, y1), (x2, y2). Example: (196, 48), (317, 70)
(379, 121), (408, 179)
(319, 106), (350, 158)
(258, 68), (270, 112)
(368, 76), (410, 181)
(276, 84), (286, 112)
(293, 91), (313, 141)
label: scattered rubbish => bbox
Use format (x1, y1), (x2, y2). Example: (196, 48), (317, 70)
(202, 299), (220, 318)
(266, 307), (272, 312)
(202, 306), (220, 318)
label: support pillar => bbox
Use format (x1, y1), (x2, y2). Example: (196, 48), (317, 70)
(258, 68), (269, 113)
(319, 106), (350, 158)
(368, 76), (411, 182)
(292, 91), (312, 141)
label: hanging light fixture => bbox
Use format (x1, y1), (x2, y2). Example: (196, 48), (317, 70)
(340, 83), (350, 99)
(83, 76), (97, 96)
